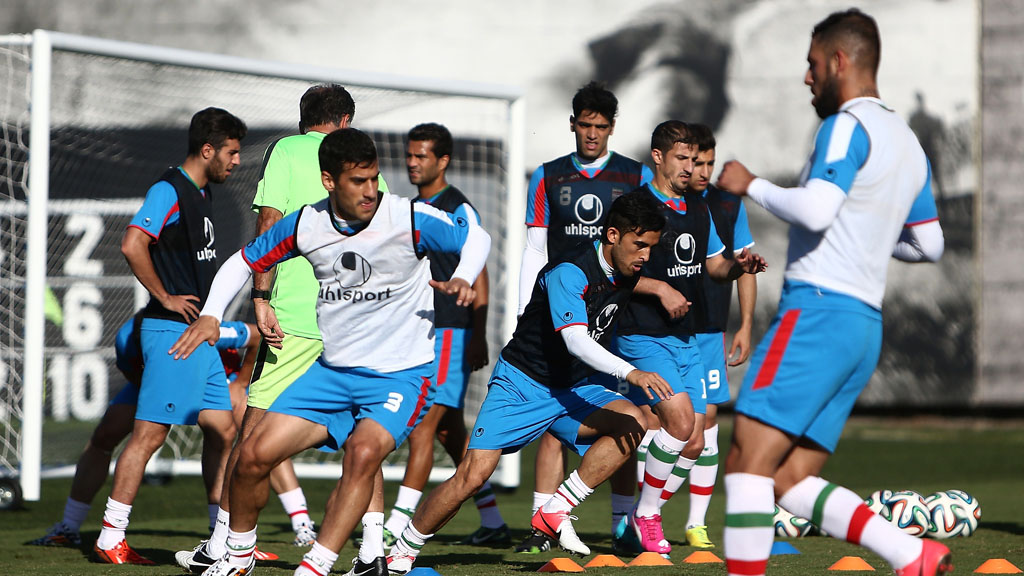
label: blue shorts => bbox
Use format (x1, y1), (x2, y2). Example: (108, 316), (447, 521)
(614, 334), (707, 415)
(696, 332), (730, 405)
(111, 383), (139, 406)
(433, 328), (471, 410)
(467, 356), (626, 456)
(267, 358), (435, 452)
(735, 282), (882, 452)
(136, 318), (231, 425)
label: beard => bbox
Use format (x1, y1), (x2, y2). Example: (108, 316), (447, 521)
(813, 74), (841, 119)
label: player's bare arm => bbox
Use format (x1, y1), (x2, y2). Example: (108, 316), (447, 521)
(716, 160), (756, 196)
(635, 276), (690, 319)
(467, 266), (490, 371)
(728, 272), (757, 366)
(252, 206), (283, 300)
(121, 226), (200, 322)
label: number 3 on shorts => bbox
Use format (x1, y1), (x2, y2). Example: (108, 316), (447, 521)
(383, 392), (404, 413)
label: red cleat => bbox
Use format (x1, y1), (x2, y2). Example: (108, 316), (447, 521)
(253, 546), (279, 561)
(91, 540), (155, 565)
(895, 540), (953, 576)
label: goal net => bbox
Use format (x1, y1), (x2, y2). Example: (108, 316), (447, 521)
(0, 30), (525, 501)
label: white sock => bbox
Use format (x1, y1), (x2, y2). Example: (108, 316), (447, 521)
(392, 523), (433, 560)
(636, 429), (685, 517)
(611, 493), (635, 534)
(96, 497), (131, 550)
(634, 429), (657, 490)
(531, 492), (553, 517)
(208, 503), (219, 532)
(385, 486), (422, 535)
(473, 481), (505, 529)
(62, 498), (91, 532)
(658, 454), (696, 509)
(225, 526), (257, 568)
(543, 470), (594, 514)
(278, 487), (313, 531)
(297, 541), (338, 576)
(358, 512), (385, 563)
(779, 476), (922, 570)
(723, 473), (774, 576)
(208, 507), (231, 558)
(687, 424), (720, 528)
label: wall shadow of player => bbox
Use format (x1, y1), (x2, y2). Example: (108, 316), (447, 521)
(586, 5), (731, 130)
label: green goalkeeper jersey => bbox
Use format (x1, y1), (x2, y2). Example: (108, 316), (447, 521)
(251, 131), (390, 339)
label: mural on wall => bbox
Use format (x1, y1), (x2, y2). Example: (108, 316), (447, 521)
(0, 0), (984, 407)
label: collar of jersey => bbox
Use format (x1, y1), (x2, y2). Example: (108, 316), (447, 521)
(594, 240), (617, 285)
(646, 183), (687, 213)
(176, 166), (206, 196)
(415, 185), (450, 205)
(572, 152), (613, 179)
(329, 192), (382, 235)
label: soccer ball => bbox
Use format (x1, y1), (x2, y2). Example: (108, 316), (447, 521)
(865, 489), (895, 521)
(885, 490), (934, 537)
(925, 489), (981, 538)
(773, 504), (814, 537)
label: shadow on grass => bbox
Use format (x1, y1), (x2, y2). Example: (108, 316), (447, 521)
(980, 522), (1024, 536)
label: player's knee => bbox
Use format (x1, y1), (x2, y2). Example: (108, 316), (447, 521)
(343, 438), (389, 473)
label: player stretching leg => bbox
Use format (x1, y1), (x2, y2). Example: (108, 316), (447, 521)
(386, 191), (675, 574)
(516, 82), (653, 554)
(716, 9), (947, 576)
(172, 128), (489, 576)
(379, 123), (508, 552)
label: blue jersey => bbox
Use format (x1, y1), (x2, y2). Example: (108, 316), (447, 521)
(617, 184), (724, 337)
(701, 184), (755, 333)
(501, 241), (637, 388)
(414, 186), (481, 329)
(526, 153), (653, 257)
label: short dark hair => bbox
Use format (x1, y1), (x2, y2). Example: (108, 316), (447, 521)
(408, 123), (453, 160)
(602, 190), (666, 244)
(299, 84), (355, 134)
(812, 8), (881, 75)
(187, 107), (247, 156)
(650, 120), (693, 154)
(572, 81), (618, 124)
(319, 128), (378, 181)
(688, 123), (716, 152)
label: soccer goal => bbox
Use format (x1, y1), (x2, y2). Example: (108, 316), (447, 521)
(0, 30), (525, 502)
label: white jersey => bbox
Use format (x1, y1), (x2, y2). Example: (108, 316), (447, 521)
(294, 193), (434, 372)
(785, 97), (930, 308)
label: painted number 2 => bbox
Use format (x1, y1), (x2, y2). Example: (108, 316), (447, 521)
(383, 392), (404, 413)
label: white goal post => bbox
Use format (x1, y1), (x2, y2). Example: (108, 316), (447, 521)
(1, 29), (525, 502)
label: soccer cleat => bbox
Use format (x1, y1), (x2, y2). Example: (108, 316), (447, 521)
(513, 531), (552, 554)
(457, 523), (511, 546)
(202, 555), (257, 576)
(631, 513), (671, 556)
(895, 540), (953, 576)
(343, 556), (388, 576)
(383, 527), (397, 548)
(531, 508), (590, 556)
(252, 547), (278, 561)
(176, 540), (219, 573)
(685, 525), (715, 549)
(91, 539), (156, 565)
(293, 521), (317, 546)
(612, 516), (643, 555)
(385, 552), (415, 575)
(28, 521), (81, 547)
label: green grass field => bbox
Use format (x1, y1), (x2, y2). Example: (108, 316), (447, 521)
(2, 416), (1022, 575)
